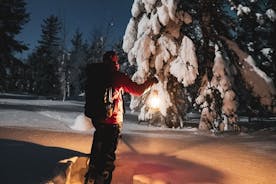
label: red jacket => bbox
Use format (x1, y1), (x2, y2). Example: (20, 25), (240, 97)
(104, 71), (155, 124)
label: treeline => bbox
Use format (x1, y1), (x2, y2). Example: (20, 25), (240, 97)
(0, 0), (132, 100)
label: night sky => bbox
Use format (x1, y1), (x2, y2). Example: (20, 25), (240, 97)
(17, 0), (133, 58)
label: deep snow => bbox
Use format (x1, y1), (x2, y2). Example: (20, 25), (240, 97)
(1, 94), (276, 184)
(0, 93), (275, 146)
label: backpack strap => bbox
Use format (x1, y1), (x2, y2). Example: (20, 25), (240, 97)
(108, 87), (113, 103)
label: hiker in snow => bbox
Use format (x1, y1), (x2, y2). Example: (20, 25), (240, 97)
(84, 50), (158, 184)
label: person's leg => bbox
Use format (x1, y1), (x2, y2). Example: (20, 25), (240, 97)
(104, 125), (120, 184)
(85, 125), (105, 182)
(94, 124), (120, 184)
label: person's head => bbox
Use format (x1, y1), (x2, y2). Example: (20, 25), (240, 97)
(103, 50), (119, 71)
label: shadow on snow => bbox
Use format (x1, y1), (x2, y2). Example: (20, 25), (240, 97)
(0, 139), (86, 184)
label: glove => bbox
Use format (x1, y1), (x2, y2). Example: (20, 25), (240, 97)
(148, 76), (158, 84)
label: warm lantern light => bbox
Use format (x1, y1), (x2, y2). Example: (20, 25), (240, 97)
(148, 90), (160, 109)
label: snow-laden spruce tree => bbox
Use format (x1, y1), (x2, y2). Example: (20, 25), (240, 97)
(28, 15), (62, 96)
(123, 0), (275, 131)
(0, 0), (29, 91)
(69, 30), (88, 97)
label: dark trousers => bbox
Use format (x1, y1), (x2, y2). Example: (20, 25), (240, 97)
(90, 123), (120, 184)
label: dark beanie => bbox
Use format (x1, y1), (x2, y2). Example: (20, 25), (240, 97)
(103, 50), (116, 63)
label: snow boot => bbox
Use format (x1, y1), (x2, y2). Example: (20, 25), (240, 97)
(94, 171), (112, 184)
(84, 166), (96, 184)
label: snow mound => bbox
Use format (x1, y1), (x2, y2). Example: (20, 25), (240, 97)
(70, 114), (93, 131)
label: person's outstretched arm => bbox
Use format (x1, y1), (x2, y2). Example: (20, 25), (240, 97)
(115, 72), (158, 96)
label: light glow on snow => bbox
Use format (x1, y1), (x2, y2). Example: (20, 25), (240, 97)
(148, 90), (160, 109)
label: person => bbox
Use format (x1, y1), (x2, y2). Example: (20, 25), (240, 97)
(84, 51), (158, 184)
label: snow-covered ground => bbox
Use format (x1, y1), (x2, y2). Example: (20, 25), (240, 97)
(1, 93), (276, 140)
(1, 94), (276, 184)
(0, 95), (83, 132)
(0, 93), (200, 137)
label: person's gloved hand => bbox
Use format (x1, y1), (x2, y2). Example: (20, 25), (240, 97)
(148, 76), (158, 84)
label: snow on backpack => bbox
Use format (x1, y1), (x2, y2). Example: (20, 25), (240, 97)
(84, 63), (114, 120)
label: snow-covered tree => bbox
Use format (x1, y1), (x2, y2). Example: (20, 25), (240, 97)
(27, 15), (62, 96)
(227, 0), (275, 85)
(59, 17), (71, 101)
(0, 0), (29, 91)
(69, 29), (88, 97)
(123, 0), (275, 131)
(86, 30), (108, 64)
(223, 0), (276, 118)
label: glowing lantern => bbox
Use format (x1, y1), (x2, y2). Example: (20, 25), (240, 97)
(148, 90), (160, 109)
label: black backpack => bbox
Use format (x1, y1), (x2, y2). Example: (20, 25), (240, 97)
(84, 63), (114, 121)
